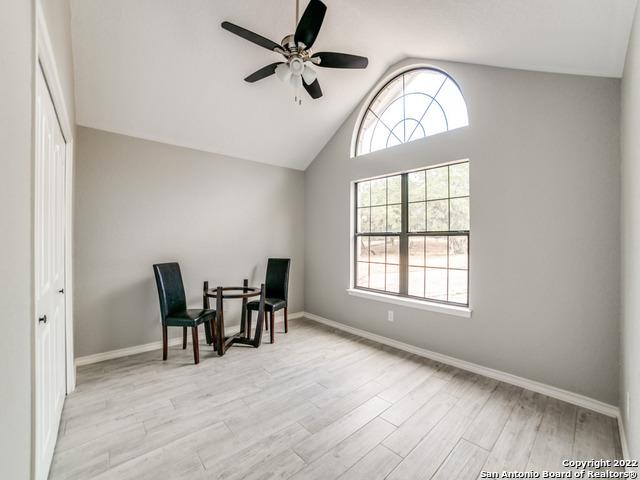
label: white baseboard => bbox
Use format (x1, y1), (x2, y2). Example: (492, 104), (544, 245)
(75, 311), (304, 367)
(75, 337), (183, 366)
(301, 311), (620, 419)
(617, 413), (631, 461)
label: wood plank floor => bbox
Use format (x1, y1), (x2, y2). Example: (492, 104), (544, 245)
(50, 318), (622, 480)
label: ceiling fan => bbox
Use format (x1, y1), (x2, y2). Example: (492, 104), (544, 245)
(221, 0), (368, 102)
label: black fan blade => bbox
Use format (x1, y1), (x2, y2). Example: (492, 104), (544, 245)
(303, 78), (323, 99)
(294, 0), (327, 49)
(312, 52), (368, 69)
(244, 63), (283, 83)
(221, 21), (281, 51)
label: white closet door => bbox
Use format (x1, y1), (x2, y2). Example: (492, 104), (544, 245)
(35, 63), (67, 480)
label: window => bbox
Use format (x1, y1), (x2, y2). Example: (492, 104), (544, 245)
(354, 161), (470, 306)
(355, 68), (469, 157)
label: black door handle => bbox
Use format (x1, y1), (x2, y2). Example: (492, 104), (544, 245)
(39, 315), (47, 324)
(58, 289), (64, 294)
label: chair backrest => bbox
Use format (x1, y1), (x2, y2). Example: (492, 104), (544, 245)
(264, 258), (291, 302)
(153, 262), (187, 321)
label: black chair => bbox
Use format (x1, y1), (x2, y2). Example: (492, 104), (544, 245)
(246, 258), (290, 344)
(153, 262), (216, 364)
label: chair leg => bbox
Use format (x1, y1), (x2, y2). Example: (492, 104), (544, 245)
(265, 312), (269, 331)
(182, 327), (187, 349)
(284, 307), (288, 334)
(270, 311), (275, 344)
(204, 320), (213, 345)
(162, 324), (168, 361)
(192, 326), (200, 364)
(247, 309), (253, 339)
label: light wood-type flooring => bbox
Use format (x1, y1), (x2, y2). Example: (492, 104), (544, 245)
(49, 318), (623, 480)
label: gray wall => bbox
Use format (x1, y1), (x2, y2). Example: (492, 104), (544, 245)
(621, 3), (640, 461)
(305, 59), (621, 405)
(74, 127), (304, 358)
(0, 0), (34, 478)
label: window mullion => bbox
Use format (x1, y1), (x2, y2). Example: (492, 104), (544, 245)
(399, 173), (409, 295)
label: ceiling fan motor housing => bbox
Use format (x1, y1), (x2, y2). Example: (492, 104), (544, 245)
(282, 34), (298, 53)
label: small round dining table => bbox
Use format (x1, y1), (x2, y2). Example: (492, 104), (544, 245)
(203, 279), (266, 356)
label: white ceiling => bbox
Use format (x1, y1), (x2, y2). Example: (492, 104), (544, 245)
(70, 0), (638, 170)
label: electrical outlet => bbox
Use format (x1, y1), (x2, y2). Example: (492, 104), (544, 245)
(387, 310), (394, 322)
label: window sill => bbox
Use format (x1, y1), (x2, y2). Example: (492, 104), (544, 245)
(346, 288), (472, 318)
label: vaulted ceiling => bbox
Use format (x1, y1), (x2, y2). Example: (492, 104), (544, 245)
(70, 0), (638, 170)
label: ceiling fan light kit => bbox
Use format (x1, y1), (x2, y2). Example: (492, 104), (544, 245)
(221, 0), (368, 103)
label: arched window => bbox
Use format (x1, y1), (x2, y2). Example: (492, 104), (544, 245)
(355, 68), (469, 156)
